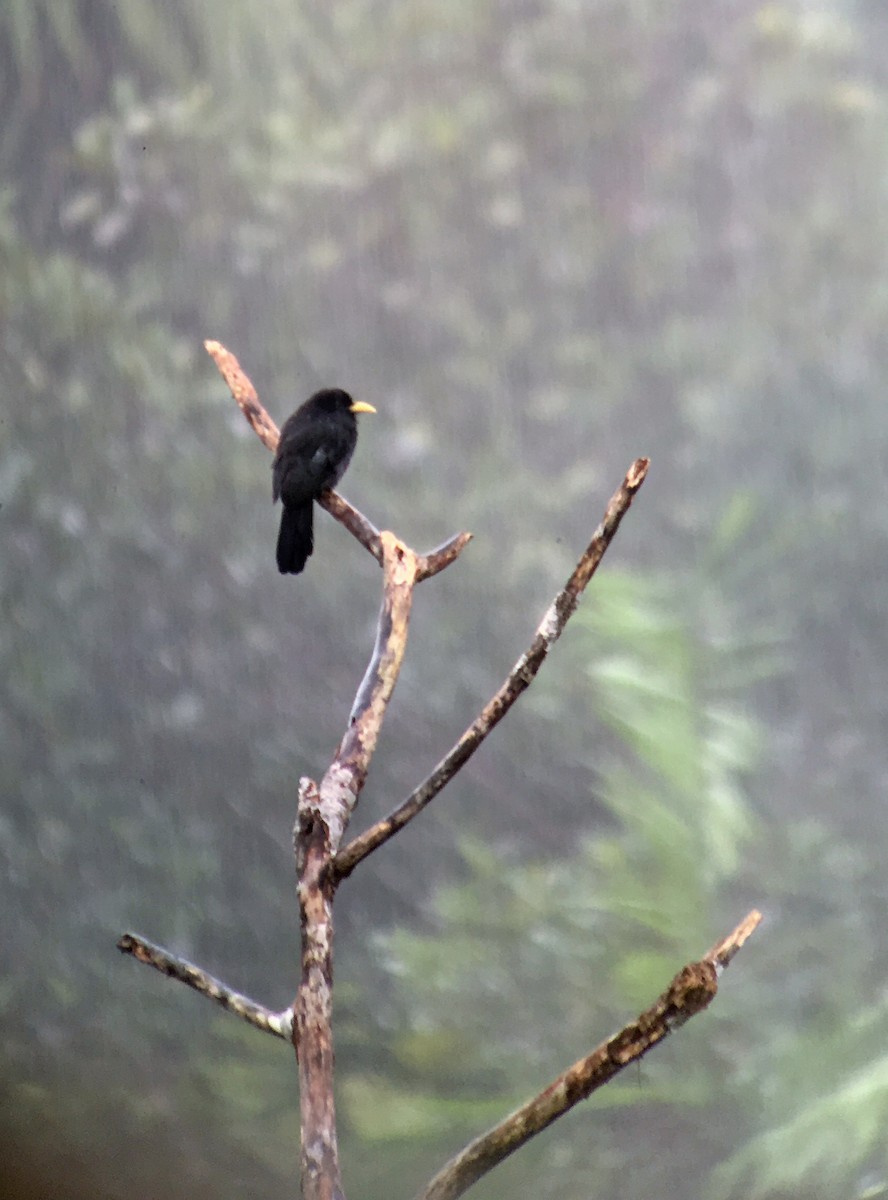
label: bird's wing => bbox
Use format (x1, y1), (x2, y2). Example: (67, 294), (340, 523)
(272, 424), (350, 504)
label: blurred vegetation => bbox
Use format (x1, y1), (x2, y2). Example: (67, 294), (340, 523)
(3, 1), (888, 1198)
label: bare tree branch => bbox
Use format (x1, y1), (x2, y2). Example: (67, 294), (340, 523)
(117, 933), (292, 1040)
(204, 338), (469, 571)
(333, 457), (650, 881)
(320, 532), (418, 849)
(204, 338), (281, 452)
(706, 907), (762, 970)
(320, 487), (383, 565)
(417, 531), (475, 581)
(415, 909), (763, 1200)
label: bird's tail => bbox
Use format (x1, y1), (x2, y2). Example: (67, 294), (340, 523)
(277, 503), (314, 574)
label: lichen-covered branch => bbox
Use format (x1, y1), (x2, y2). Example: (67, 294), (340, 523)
(415, 910), (763, 1200)
(117, 932), (292, 1039)
(333, 457), (650, 881)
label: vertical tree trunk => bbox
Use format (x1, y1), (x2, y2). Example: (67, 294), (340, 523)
(295, 783), (343, 1200)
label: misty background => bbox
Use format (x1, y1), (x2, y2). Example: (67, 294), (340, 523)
(3, 2), (888, 1198)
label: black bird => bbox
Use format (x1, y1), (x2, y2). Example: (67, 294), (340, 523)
(272, 388), (376, 574)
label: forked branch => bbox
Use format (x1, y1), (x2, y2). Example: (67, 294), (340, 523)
(333, 456), (650, 880)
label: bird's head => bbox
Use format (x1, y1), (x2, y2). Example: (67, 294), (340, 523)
(310, 389), (376, 417)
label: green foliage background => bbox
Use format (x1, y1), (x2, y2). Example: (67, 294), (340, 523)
(2, 2), (888, 1197)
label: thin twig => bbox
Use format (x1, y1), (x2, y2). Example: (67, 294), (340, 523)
(117, 932), (292, 1040)
(333, 457), (650, 881)
(415, 909), (763, 1200)
(417, 531), (475, 581)
(707, 907), (762, 971)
